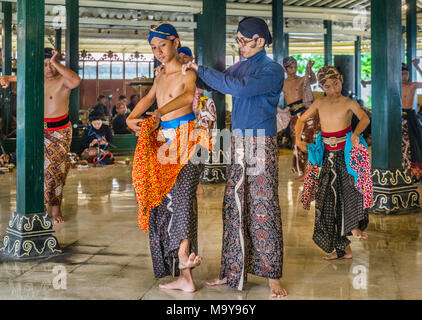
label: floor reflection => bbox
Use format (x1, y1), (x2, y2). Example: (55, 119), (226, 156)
(0, 154), (421, 299)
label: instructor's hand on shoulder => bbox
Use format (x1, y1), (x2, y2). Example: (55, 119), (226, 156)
(182, 61), (198, 75)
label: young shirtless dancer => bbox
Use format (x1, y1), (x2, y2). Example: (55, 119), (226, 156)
(127, 23), (203, 292)
(297, 66), (371, 260)
(282, 57), (320, 177)
(0, 48), (81, 224)
(362, 60), (422, 179)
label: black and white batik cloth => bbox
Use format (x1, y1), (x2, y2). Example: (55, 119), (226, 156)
(314, 149), (369, 258)
(148, 161), (201, 278)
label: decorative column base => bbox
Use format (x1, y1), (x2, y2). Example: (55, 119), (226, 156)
(370, 168), (420, 214)
(200, 163), (227, 184)
(0, 212), (61, 260)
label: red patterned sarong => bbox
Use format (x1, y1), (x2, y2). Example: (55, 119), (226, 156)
(132, 117), (210, 232)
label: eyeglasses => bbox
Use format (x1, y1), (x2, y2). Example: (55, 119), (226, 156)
(235, 36), (257, 47)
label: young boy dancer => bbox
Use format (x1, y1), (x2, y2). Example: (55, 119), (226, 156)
(296, 66), (372, 260)
(127, 23), (208, 292)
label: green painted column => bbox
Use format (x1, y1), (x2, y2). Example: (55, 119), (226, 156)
(284, 33), (289, 58)
(55, 27), (62, 53)
(201, 0), (226, 184)
(0, 0), (61, 259)
(272, 0), (284, 65)
(370, 0), (419, 214)
(66, 0), (79, 134)
(355, 36), (362, 99)
(406, 0), (417, 82)
(194, 14), (203, 65)
(2, 1), (12, 136)
(202, 0), (226, 131)
(324, 20), (332, 66)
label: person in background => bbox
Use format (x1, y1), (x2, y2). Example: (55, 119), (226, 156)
(127, 94), (140, 112)
(112, 102), (131, 134)
(93, 95), (108, 116)
(112, 95), (128, 117)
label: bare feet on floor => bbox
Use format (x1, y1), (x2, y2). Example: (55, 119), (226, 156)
(351, 228), (368, 240)
(324, 245), (353, 260)
(179, 253), (202, 270)
(159, 276), (196, 293)
(269, 279), (287, 298)
(51, 207), (65, 224)
(205, 277), (227, 287)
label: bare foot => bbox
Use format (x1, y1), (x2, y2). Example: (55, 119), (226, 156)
(205, 277), (227, 287)
(179, 253), (202, 270)
(159, 276), (196, 293)
(269, 279), (287, 298)
(51, 206), (65, 224)
(351, 228), (368, 240)
(196, 184), (204, 195)
(324, 246), (353, 260)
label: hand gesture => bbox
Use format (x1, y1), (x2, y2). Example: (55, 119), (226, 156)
(154, 65), (164, 77)
(126, 118), (143, 136)
(351, 134), (360, 147)
(51, 50), (62, 65)
(307, 60), (315, 69)
(296, 140), (309, 153)
(146, 111), (161, 132)
(182, 61), (199, 75)
(0, 76), (10, 89)
(90, 139), (98, 147)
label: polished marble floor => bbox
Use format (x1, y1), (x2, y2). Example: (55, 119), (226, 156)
(0, 153), (421, 300)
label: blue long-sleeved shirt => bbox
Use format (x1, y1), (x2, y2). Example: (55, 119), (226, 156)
(196, 49), (284, 136)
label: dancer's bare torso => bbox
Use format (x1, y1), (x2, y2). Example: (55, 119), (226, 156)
(155, 69), (193, 121)
(44, 75), (71, 118)
(283, 76), (305, 105)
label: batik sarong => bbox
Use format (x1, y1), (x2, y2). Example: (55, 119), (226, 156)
(289, 100), (320, 176)
(132, 112), (210, 278)
(44, 120), (72, 207)
(149, 161), (201, 278)
(306, 128), (370, 258)
(402, 109), (422, 180)
(219, 135), (283, 290)
(132, 113), (210, 232)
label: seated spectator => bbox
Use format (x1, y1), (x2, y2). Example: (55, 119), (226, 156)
(80, 110), (114, 165)
(92, 95), (108, 116)
(112, 95), (128, 117)
(126, 94), (139, 112)
(112, 102), (131, 134)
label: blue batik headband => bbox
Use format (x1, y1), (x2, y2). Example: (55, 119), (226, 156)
(148, 22), (179, 44)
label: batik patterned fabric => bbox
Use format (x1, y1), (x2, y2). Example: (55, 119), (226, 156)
(289, 104), (320, 176)
(402, 109), (422, 180)
(219, 136), (283, 291)
(301, 162), (320, 210)
(276, 107), (291, 133)
(132, 116), (210, 232)
(194, 96), (217, 133)
(148, 161), (200, 278)
(313, 149), (369, 258)
(302, 132), (373, 211)
(44, 126), (72, 207)
(349, 144), (373, 209)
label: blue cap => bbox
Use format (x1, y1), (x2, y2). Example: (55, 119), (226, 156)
(237, 17), (272, 45)
(177, 47), (193, 57)
(148, 22), (179, 44)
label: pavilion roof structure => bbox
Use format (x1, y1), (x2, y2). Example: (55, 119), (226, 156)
(0, 0), (422, 54)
